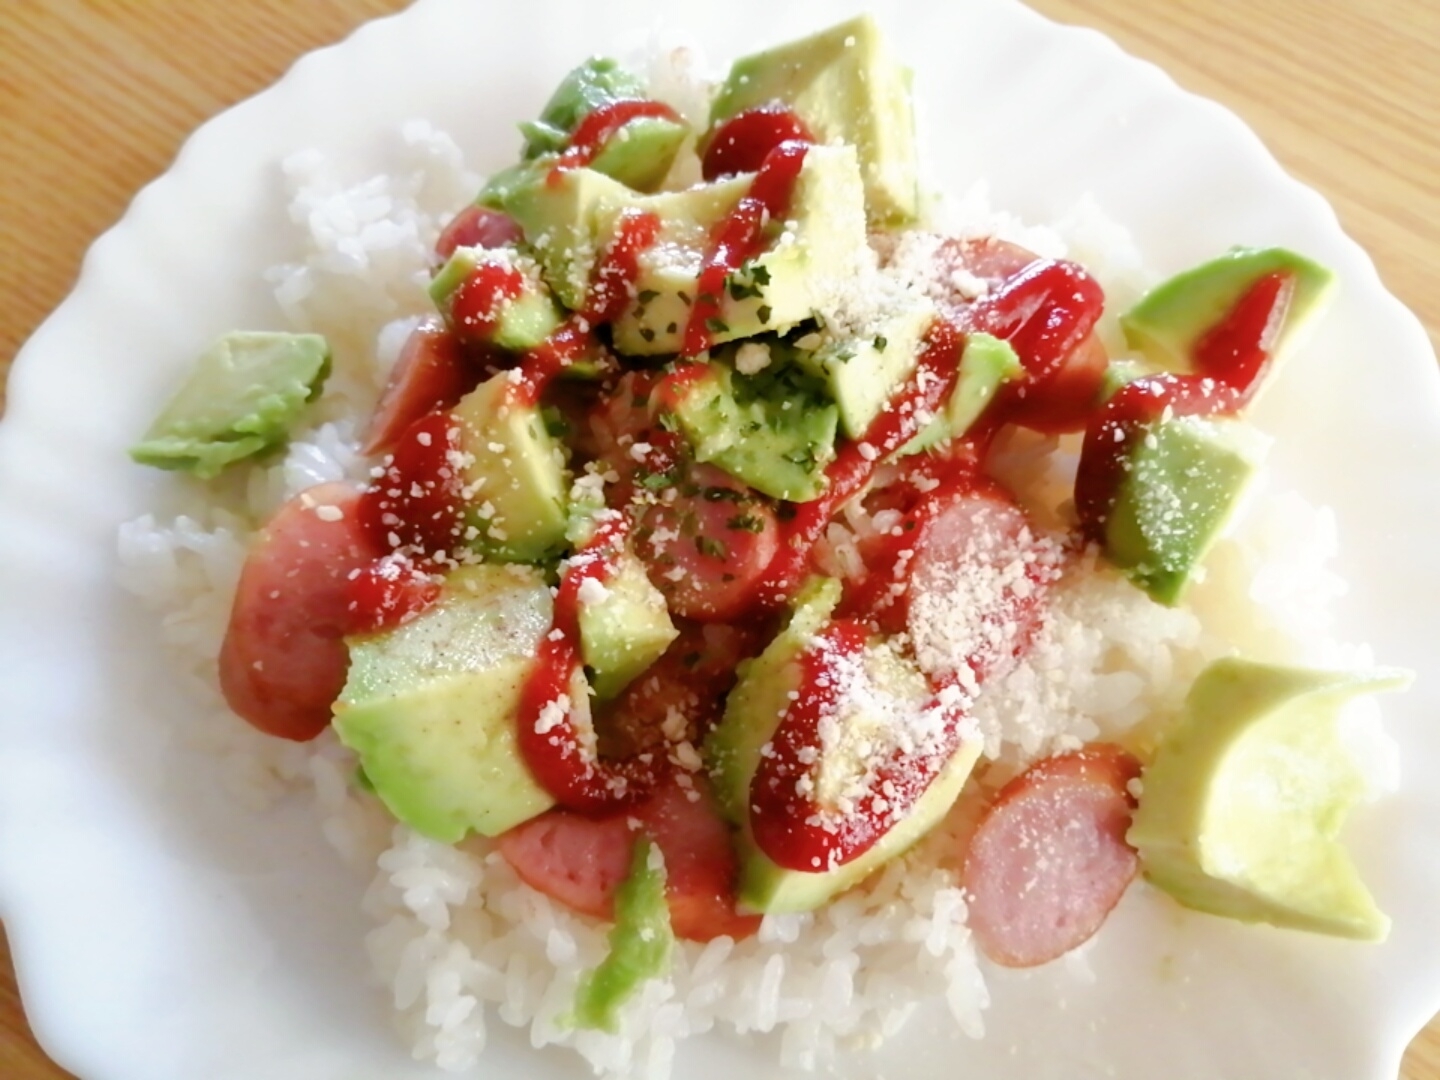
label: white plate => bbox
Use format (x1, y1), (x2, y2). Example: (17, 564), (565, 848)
(2, 1), (1439, 1078)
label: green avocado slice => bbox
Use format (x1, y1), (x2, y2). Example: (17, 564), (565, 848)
(667, 356), (838, 503)
(710, 14), (918, 226)
(517, 57), (690, 193)
(1102, 413), (1268, 605)
(333, 564), (558, 843)
(898, 332), (1022, 455)
(1119, 246), (1336, 381)
(578, 550), (679, 702)
(430, 247), (565, 353)
(571, 835), (674, 1032)
(503, 144), (871, 354)
(704, 577), (982, 914)
(520, 57), (648, 158)
(1129, 658), (1412, 941)
(129, 331), (330, 479)
(452, 372), (571, 564)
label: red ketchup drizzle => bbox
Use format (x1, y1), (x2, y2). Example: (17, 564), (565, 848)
(1074, 271), (1293, 542)
(750, 259), (1108, 611)
(549, 99), (682, 181)
(450, 261), (525, 342)
(503, 210), (661, 411)
(702, 105), (814, 181)
(587, 208), (664, 325)
(342, 555), (443, 635)
(749, 618), (974, 871)
(968, 257), (1106, 405)
(357, 411), (468, 562)
(351, 411), (471, 631)
(751, 318), (966, 607)
(515, 515), (657, 812)
(509, 205), (670, 812)
(1192, 271), (1293, 408)
(683, 140), (811, 357)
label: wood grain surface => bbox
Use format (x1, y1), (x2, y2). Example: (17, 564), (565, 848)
(0, 1), (1436, 1077)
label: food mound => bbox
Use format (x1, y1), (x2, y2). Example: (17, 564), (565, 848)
(121, 15), (1408, 1077)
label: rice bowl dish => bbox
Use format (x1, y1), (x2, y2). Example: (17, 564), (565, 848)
(4, 4), (1440, 1080)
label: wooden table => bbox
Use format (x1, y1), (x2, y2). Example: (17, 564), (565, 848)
(0, 1), (1435, 1076)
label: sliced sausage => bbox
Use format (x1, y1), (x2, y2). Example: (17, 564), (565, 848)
(218, 483), (383, 741)
(497, 772), (760, 942)
(633, 463), (781, 623)
(903, 482), (1064, 685)
(495, 806), (634, 922)
(840, 473), (1063, 684)
(434, 204), (524, 261)
(961, 744), (1143, 968)
(361, 319), (475, 457)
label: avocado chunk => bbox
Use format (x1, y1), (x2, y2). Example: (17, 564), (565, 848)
(1128, 657), (1412, 941)
(506, 145), (871, 355)
(609, 143), (869, 356)
(430, 246), (564, 352)
(898, 331), (1022, 454)
(705, 578), (982, 913)
(518, 56), (642, 156)
(578, 550), (679, 701)
(453, 372), (570, 563)
(667, 357), (838, 502)
(130, 331), (330, 479)
(520, 57), (648, 158)
(710, 15), (919, 226)
(1120, 247), (1336, 381)
(503, 165), (635, 311)
(333, 564), (557, 842)
(516, 57), (689, 192)
(1103, 414), (1268, 605)
(796, 299), (935, 440)
(477, 158), (549, 213)
(572, 835), (674, 1032)
(588, 115), (691, 193)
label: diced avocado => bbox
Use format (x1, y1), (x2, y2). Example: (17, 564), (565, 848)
(601, 144), (870, 356)
(708, 577), (843, 824)
(668, 358), (838, 502)
(710, 15), (919, 226)
(1103, 414), (1268, 605)
(516, 58), (689, 192)
(572, 835), (674, 1032)
(504, 145), (869, 354)
(704, 578), (982, 913)
(1128, 658), (1412, 941)
(898, 332), (1022, 455)
(503, 165), (635, 310)
(587, 115), (691, 193)
(520, 57), (650, 159)
(1120, 247), (1337, 379)
(477, 159), (549, 213)
(453, 373), (570, 563)
(333, 564), (557, 842)
(944, 333), (1023, 434)
(797, 300), (934, 439)
(430, 247), (564, 352)
(129, 331), (330, 479)
(578, 551), (679, 701)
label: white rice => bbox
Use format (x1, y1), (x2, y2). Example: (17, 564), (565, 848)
(114, 92), (1393, 1079)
